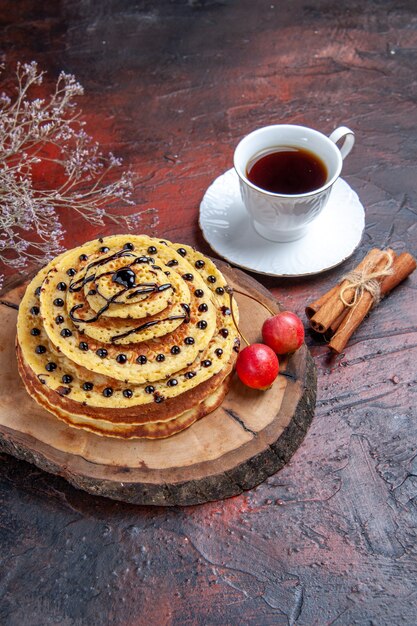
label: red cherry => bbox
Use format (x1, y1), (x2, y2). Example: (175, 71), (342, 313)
(236, 343), (279, 390)
(262, 311), (305, 355)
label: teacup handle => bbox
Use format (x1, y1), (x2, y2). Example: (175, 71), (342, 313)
(329, 126), (355, 160)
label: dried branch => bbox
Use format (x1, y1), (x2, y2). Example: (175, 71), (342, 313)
(0, 61), (140, 290)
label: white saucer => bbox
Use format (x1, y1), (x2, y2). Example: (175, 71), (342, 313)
(199, 169), (365, 277)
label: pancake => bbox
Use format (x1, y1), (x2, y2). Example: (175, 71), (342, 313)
(16, 344), (236, 425)
(18, 351), (233, 439)
(16, 235), (240, 438)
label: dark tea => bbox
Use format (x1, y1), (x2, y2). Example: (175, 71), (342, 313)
(246, 146), (328, 195)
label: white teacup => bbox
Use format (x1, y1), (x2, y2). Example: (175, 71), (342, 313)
(233, 124), (355, 242)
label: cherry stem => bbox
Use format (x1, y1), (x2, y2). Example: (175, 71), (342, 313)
(230, 286), (276, 316)
(227, 289), (250, 346)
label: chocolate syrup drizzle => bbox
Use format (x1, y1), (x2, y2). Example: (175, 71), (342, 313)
(68, 249), (136, 292)
(126, 282), (172, 300)
(67, 246), (190, 338)
(110, 303), (191, 343)
(70, 288), (129, 324)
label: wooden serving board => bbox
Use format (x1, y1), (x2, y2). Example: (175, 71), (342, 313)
(0, 262), (316, 506)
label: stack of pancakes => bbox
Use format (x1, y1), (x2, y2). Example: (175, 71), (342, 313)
(16, 235), (240, 438)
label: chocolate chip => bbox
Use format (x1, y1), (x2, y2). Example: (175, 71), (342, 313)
(67, 268), (76, 277)
(45, 362), (57, 372)
(154, 393), (165, 403)
(58, 386), (71, 396)
(167, 379), (178, 387)
(215, 348), (223, 357)
(79, 254), (88, 261)
(96, 348), (108, 358)
(134, 255), (152, 265)
(177, 248), (187, 257)
(116, 354), (127, 364)
(53, 298), (64, 307)
(136, 355), (147, 364)
(184, 337), (195, 345)
(55, 315), (64, 324)
(197, 320), (207, 330)
(167, 259), (178, 267)
(88, 289), (97, 296)
(79, 341), (89, 351)
(35, 345), (46, 354)
(30, 306), (40, 315)
(31, 328), (40, 336)
(156, 354), (165, 362)
(207, 275), (216, 283)
(182, 273), (194, 281)
(57, 282), (67, 291)
(83, 382), (93, 391)
(202, 359), (212, 367)
(185, 371), (196, 379)
(62, 374), (73, 384)
(221, 306), (231, 316)
(147, 246), (157, 254)
(171, 345), (181, 355)
(194, 289), (204, 298)
(123, 242), (134, 250)
(220, 328), (229, 338)
(195, 260), (205, 268)
(60, 328), (72, 338)
(145, 385), (155, 394)
(100, 246), (110, 253)
(198, 303), (208, 312)
(216, 287), (225, 295)
(123, 389), (133, 398)
(34, 286), (41, 297)
(103, 387), (113, 397)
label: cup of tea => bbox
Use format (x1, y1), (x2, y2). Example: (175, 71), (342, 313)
(233, 124), (355, 242)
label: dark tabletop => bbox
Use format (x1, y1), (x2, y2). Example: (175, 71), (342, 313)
(1, 1), (417, 625)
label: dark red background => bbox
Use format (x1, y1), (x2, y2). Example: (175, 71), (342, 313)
(1, 1), (416, 624)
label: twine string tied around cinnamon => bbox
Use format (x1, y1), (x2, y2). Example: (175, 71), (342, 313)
(340, 251), (394, 308)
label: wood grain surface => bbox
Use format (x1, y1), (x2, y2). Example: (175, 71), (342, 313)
(0, 1), (416, 625)
(0, 264), (316, 506)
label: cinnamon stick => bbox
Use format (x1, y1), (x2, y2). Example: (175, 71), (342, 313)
(306, 284), (351, 338)
(329, 251), (416, 354)
(324, 308), (350, 340)
(309, 248), (386, 334)
(305, 284), (340, 320)
(379, 252), (416, 295)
